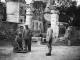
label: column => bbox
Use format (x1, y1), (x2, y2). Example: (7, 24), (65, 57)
(51, 9), (59, 38)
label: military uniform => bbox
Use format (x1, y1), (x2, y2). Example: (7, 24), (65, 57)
(15, 27), (24, 50)
(23, 29), (32, 51)
(46, 27), (53, 55)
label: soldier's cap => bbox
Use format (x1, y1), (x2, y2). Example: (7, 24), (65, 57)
(48, 23), (51, 25)
(20, 26), (24, 28)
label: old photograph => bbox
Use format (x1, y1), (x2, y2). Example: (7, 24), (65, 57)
(0, 0), (80, 60)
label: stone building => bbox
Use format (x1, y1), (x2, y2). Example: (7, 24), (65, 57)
(6, 0), (26, 25)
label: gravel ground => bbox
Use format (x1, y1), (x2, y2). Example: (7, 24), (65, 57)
(0, 45), (80, 60)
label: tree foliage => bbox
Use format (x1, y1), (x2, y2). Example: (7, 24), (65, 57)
(33, 1), (46, 16)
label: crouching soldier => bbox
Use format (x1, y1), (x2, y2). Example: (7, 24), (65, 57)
(14, 26), (24, 51)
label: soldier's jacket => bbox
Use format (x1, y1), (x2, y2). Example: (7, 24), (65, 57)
(23, 29), (32, 40)
(15, 28), (24, 42)
(46, 27), (53, 42)
(16, 28), (24, 38)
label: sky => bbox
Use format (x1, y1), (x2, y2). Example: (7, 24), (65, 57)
(1, 0), (80, 6)
(1, 0), (46, 3)
(1, 0), (33, 3)
(1, 0), (5, 2)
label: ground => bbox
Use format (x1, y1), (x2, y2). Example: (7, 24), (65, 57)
(0, 44), (80, 60)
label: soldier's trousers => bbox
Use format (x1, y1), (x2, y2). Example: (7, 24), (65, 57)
(25, 39), (31, 51)
(48, 39), (52, 53)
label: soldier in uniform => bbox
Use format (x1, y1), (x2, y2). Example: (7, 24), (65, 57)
(46, 24), (53, 56)
(23, 25), (32, 52)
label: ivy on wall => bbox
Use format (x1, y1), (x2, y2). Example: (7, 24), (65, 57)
(0, 22), (18, 42)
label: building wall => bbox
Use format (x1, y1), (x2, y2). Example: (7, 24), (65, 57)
(31, 20), (43, 32)
(24, 3), (33, 28)
(19, 2), (26, 23)
(6, 2), (19, 23)
(6, 1), (26, 23)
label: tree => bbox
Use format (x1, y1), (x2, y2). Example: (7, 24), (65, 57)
(33, 1), (46, 16)
(56, 1), (77, 25)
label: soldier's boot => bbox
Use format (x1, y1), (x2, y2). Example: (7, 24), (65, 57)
(28, 44), (31, 52)
(28, 40), (31, 52)
(46, 47), (52, 56)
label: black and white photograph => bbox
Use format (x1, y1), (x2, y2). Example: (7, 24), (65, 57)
(0, 0), (80, 60)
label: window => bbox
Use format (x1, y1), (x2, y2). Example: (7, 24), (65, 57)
(19, 19), (23, 23)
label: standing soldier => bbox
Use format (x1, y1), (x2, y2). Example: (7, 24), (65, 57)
(24, 25), (32, 52)
(46, 24), (53, 56)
